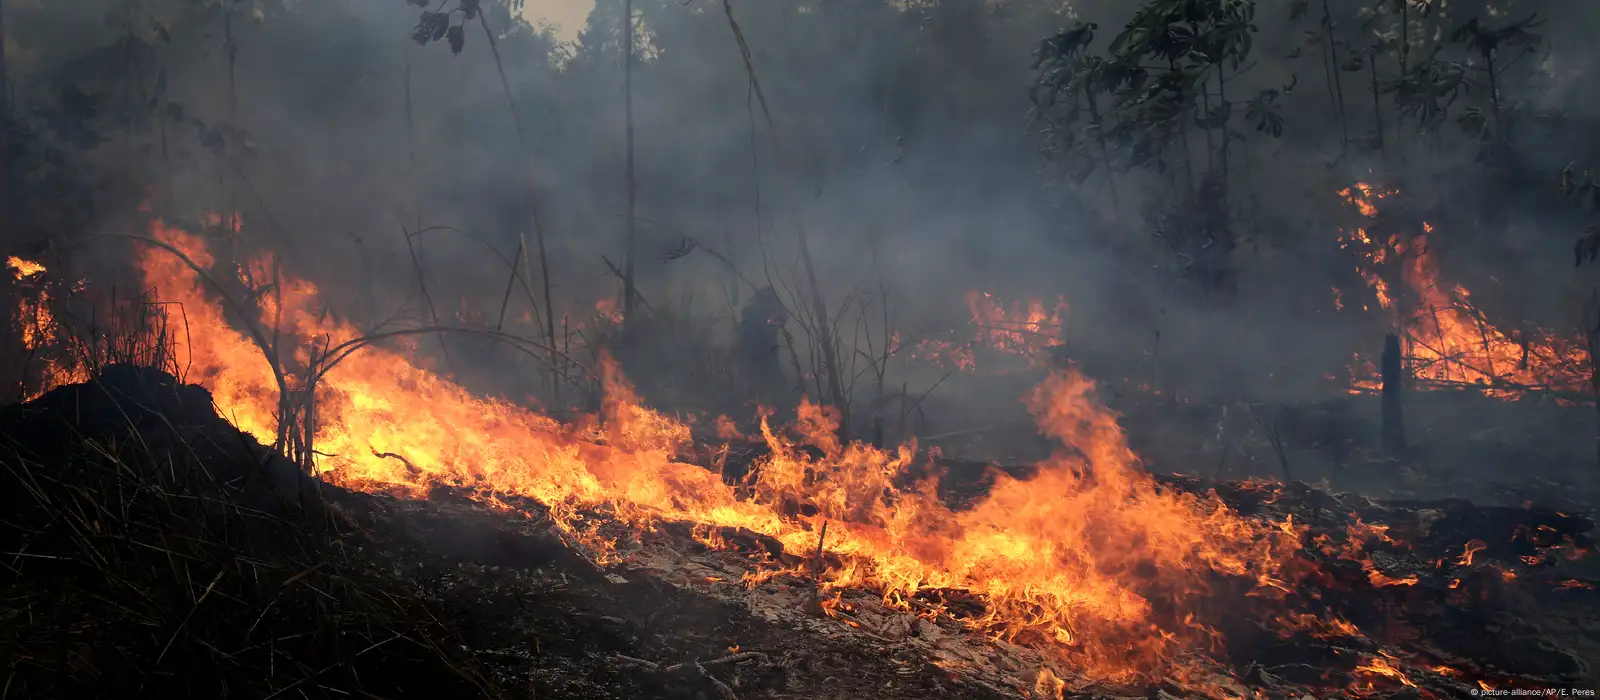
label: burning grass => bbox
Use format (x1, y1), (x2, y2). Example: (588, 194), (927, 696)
(128, 219), (1322, 685)
(4, 217), (1597, 698)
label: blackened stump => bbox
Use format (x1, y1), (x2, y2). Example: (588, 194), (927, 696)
(1382, 333), (1406, 456)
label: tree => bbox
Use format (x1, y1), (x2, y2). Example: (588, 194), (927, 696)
(1032, 0), (1284, 299)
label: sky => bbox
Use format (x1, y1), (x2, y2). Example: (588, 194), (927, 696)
(524, 0), (596, 42)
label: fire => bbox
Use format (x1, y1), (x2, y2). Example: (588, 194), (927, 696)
(130, 220), (1318, 682)
(8, 256), (93, 399)
(1033, 667), (1067, 699)
(7, 256), (46, 279)
(1351, 650), (1418, 692)
(9, 257), (55, 350)
(1335, 183), (1588, 399)
(913, 292), (1069, 372)
(1456, 539), (1488, 567)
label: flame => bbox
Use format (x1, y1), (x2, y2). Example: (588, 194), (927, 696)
(1335, 183), (1588, 399)
(1352, 650), (1418, 692)
(1456, 539), (1488, 567)
(130, 220), (1326, 683)
(8, 257), (93, 399)
(9, 258), (56, 351)
(7, 257), (46, 279)
(1033, 667), (1067, 699)
(913, 292), (1068, 373)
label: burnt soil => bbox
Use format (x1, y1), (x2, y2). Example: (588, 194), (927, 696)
(3, 366), (1598, 700)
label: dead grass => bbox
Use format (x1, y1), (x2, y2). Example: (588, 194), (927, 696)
(0, 376), (499, 699)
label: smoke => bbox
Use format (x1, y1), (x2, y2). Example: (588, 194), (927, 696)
(6, 0), (1600, 455)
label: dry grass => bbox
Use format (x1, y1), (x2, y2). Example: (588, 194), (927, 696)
(0, 372), (499, 699)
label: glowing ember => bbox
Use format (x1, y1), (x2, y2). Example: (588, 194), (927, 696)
(1334, 182), (1589, 399)
(134, 220), (1311, 683)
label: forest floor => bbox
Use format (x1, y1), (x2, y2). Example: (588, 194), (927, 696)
(2, 367), (1597, 700)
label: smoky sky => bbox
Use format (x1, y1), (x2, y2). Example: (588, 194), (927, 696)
(8, 0), (1600, 411)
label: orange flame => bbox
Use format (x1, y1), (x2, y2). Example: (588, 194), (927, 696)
(1335, 183), (1588, 399)
(913, 292), (1069, 373)
(132, 221), (1320, 683)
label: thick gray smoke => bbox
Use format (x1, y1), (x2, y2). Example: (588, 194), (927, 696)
(5, 0), (1599, 451)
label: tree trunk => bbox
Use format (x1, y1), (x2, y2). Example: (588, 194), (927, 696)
(0, 0), (11, 225)
(1587, 326), (1600, 479)
(0, 0), (28, 401)
(1321, 0), (1350, 153)
(1382, 333), (1407, 456)
(1083, 82), (1120, 219)
(622, 0), (639, 326)
(1369, 52), (1385, 158)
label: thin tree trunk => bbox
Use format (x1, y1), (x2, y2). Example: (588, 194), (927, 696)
(1381, 332), (1406, 456)
(622, 0), (639, 326)
(1486, 55), (1502, 145)
(1218, 64), (1230, 183)
(1201, 72), (1215, 174)
(1588, 312), (1600, 474)
(1171, 61), (1194, 197)
(1369, 52), (1385, 158)
(479, 14), (560, 400)
(405, 58), (421, 232)
(1083, 83), (1120, 218)
(0, 0), (11, 222)
(223, 3), (239, 238)
(1321, 0), (1351, 153)
(1397, 0), (1408, 161)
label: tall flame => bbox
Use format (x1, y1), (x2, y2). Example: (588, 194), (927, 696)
(137, 221), (1306, 682)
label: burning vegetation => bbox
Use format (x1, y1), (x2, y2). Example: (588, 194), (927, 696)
(911, 292), (1070, 373)
(1334, 183), (1590, 400)
(6, 0), (1600, 698)
(1, 218), (1592, 699)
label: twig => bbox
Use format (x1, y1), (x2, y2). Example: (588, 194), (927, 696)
(808, 520), (829, 616)
(156, 563), (229, 665)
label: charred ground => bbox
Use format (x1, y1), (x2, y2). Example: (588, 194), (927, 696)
(2, 366), (1597, 700)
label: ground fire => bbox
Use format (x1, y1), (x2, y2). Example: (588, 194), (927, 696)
(75, 219), (1587, 696)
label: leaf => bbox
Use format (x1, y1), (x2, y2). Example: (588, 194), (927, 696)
(1289, 0), (1309, 20)
(447, 24), (465, 55)
(412, 11), (450, 45)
